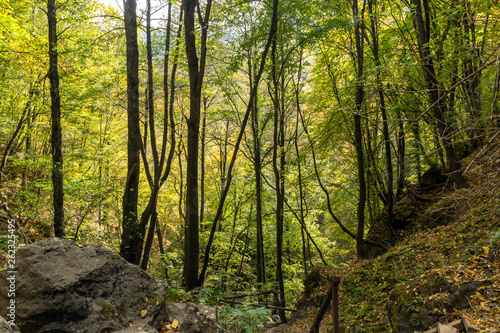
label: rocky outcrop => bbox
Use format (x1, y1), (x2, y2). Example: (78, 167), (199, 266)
(0, 238), (223, 333)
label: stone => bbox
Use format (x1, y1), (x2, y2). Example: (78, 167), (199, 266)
(0, 238), (214, 333)
(386, 271), (478, 333)
(164, 302), (224, 333)
(0, 238), (223, 333)
(437, 323), (455, 333)
(0, 237), (167, 332)
(0, 316), (20, 332)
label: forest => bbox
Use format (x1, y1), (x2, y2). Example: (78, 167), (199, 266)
(1, 0), (500, 331)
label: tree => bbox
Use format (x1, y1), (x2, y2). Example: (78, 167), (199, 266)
(411, 0), (468, 188)
(47, 0), (64, 238)
(183, 0), (213, 290)
(139, 1), (182, 269)
(120, 0), (142, 263)
(352, 0), (367, 258)
(367, 0), (394, 226)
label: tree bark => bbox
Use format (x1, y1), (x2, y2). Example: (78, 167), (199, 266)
(271, 25), (287, 323)
(120, 0), (141, 263)
(47, 0), (65, 238)
(249, 51), (266, 284)
(183, 0), (212, 291)
(367, 0), (393, 226)
(411, 0), (468, 188)
(353, 0), (367, 259)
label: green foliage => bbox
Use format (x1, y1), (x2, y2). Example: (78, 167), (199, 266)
(164, 287), (190, 303)
(217, 303), (271, 333)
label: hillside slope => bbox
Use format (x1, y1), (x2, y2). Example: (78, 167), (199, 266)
(281, 138), (500, 332)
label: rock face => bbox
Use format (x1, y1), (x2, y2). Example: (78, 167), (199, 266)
(0, 238), (223, 333)
(386, 271), (477, 333)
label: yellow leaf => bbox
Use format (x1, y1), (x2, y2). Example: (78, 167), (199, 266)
(171, 319), (179, 329)
(483, 246), (489, 255)
(140, 310), (148, 318)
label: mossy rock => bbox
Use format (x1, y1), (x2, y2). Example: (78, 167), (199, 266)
(386, 270), (477, 333)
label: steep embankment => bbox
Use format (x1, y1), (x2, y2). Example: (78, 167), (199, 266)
(283, 139), (500, 332)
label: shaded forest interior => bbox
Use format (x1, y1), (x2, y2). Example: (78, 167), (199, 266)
(1, 0), (500, 330)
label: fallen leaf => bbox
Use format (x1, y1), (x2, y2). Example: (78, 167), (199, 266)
(171, 319), (179, 329)
(140, 310), (147, 318)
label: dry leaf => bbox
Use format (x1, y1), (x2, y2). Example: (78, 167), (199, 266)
(140, 309), (148, 318)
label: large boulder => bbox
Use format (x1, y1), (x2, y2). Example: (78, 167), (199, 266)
(0, 238), (223, 333)
(0, 237), (167, 332)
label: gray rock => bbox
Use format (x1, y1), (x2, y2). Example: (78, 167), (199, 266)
(0, 238), (167, 333)
(0, 316), (20, 332)
(164, 302), (224, 333)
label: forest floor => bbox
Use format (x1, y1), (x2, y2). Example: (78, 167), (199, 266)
(282, 139), (500, 332)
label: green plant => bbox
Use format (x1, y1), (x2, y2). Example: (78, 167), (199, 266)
(164, 287), (189, 302)
(217, 303), (271, 333)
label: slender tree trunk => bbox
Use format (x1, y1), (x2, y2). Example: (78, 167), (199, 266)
(140, 208), (157, 270)
(224, 205), (242, 272)
(136, 0), (158, 266)
(411, 0), (468, 188)
(139, 3), (181, 269)
(293, 49), (309, 277)
(120, 0), (141, 263)
(353, 0), (366, 259)
(396, 109), (405, 197)
(368, 0), (393, 226)
(271, 27), (287, 323)
(200, 109), (206, 230)
(0, 94), (32, 181)
(23, 100), (32, 188)
(249, 52), (266, 284)
(47, 0), (64, 238)
(156, 222), (168, 279)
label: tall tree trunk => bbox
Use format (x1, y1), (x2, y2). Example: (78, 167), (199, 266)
(200, 108), (206, 230)
(293, 48), (309, 277)
(353, 0), (366, 259)
(183, 0), (212, 291)
(411, 0), (468, 188)
(271, 27), (287, 323)
(249, 51), (266, 284)
(47, 0), (64, 238)
(120, 0), (141, 263)
(368, 0), (393, 226)
(139, 2), (181, 269)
